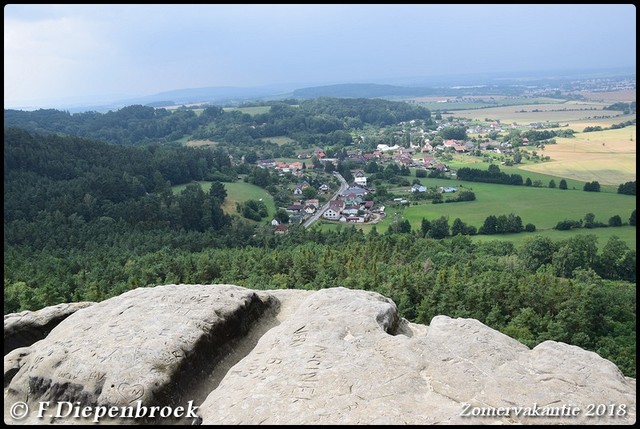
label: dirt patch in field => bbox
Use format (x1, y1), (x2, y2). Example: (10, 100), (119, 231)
(577, 89), (636, 103)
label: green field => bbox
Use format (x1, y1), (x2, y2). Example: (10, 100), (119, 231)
(443, 158), (596, 192)
(316, 178), (636, 250)
(403, 178), (634, 229)
(172, 180), (276, 218)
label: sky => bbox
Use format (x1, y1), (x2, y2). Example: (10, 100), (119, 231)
(4, 4), (637, 109)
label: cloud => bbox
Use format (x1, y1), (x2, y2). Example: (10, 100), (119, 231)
(3, 4), (636, 109)
(4, 11), (119, 105)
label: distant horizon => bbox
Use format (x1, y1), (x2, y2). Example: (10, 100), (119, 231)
(4, 65), (636, 113)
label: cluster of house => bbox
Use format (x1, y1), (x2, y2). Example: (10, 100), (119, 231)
(296, 147), (326, 159)
(257, 159), (306, 176)
(277, 181), (330, 225)
(321, 185), (380, 224)
(272, 180), (382, 232)
(408, 183), (457, 194)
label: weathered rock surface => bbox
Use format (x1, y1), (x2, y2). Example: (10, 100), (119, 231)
(4, 285), (636, 425)
(199, 288), (636, 425)
(4, 284), (275, 424)
(4, 302), (94, 355)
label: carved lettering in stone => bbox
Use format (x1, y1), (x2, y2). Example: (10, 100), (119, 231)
(292, 385), (315, 400)
(291, 325), (308, 347)
(300, 371), (318, 381)
(29, 355), (45, 371)
(117, 383), (144, 403)
(57, 369), (80, 380)
(88, 370), (106, 381)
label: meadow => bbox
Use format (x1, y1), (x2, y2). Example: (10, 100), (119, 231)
(260, 136), (297, 146)
(172, 180), (276, 218)
(398, 178), (634, 230)
(185, 139), (218, 148)
(444, 158), (594, 192)
(317, 178), (636, 250)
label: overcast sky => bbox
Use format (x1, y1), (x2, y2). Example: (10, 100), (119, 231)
(4, 4), (636, 109)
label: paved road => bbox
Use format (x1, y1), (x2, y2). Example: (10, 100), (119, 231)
(302, 172), (348, 228)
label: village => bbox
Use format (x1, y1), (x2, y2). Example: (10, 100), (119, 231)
(253, 111), (568, 233)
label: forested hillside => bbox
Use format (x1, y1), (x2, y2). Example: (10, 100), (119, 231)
(3, 100), (636, 377)
(4, 97), (432, 147)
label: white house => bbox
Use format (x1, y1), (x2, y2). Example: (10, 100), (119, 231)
(410, 184), (427, 193)
(354, 176), (367, 186)
(323, 208), (341, 220)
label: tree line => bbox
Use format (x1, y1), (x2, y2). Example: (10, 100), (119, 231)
(455, 164), (524, 185)
(4, 223), (635, 377)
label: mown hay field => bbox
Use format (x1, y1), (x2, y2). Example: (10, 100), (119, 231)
(455, 100), (620, 125)
(520, 125), (636, 185)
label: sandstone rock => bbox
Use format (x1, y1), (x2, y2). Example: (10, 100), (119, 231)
(3, 285), (636, 425)
(199, 288), (636, 425)
(4, 302), (94, 355)
(4, 284), (274, 424)
(4, 346), (33, 388)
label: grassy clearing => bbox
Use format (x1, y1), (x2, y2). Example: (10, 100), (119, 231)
(261, 136), (296, 145)
(185, 139), (218, 148)
(171, 181), (212, 195)
(222, 181), (276, 217)
(315, 219), (635, 251)
(171, 180), (276, 218)
(170, 135), (191, 145)
(223, 106), (271, 116)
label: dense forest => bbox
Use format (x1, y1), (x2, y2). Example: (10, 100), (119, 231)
(3, 100), (636, 377)
(3, 97), (433, 148)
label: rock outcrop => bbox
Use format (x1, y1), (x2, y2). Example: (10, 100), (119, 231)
(3, 285), (636, 425)
(4, 302), (94, 355)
